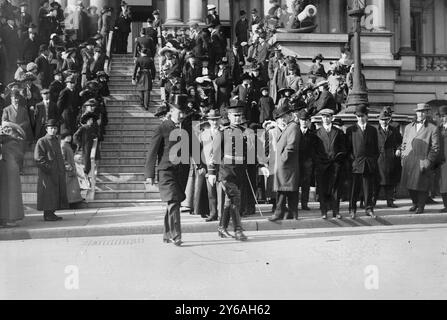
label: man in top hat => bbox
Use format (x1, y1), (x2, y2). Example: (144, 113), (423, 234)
(374, 108), (403, 208)
(437, 105), (447, 213)
(231, 73), (258, 125)
(206, 4), (220, 27)
(345, 104), (379, 219)
(297, 109), (317, 211)
(314, 108), (346, 219)
(207, 102), (258, 240)
(145, 94), (191, 246)
(267, 103), (300, 222)
(35, 44), (52, 89)
(34, 118), (68, 221)
(313, 80), (336, 114)
(401, 103), (440, 214)
(250, 8), (262, 29)
(114, 1), (132, 54)
(235, 10), (249, 53)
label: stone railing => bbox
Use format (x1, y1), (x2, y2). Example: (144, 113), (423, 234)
(417, 55), (447, 72)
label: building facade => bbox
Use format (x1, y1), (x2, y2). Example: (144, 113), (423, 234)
(17, 0), (447, 113)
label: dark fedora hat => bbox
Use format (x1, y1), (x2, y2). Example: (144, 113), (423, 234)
(45, 119), (59, 127)
(169, 94), (189, 111)
(439, 105), (447, 116)
(80, 111), (98, 124)
(227, 101), (246, 114)
(260, 86), (269, 92)
(241, 73), (252, 81)
(83, 98), (98, 107)
(274, 104), (293, 120)
(354, 104), (369, 116)
(312, 53), (324, 63)
(378, 110), (392, 120)
(297, 109), (311, 120)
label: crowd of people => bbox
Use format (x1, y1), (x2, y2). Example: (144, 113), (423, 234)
(1, 0), (115, 226)
(142, 6), (447, 246)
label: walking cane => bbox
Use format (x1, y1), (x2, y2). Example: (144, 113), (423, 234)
(245, 169), (264, 217)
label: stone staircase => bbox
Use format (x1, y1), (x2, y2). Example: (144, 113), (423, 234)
(92, 54), (163, 208)
(22, 149), (38, 209)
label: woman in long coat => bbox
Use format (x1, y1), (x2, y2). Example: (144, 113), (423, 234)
(214, 58), (232, 109)
(270, 54), (288, 104)
(60, 131), (83, 205)
(34, 120), (69, 217)
(0, 123), (25, 227)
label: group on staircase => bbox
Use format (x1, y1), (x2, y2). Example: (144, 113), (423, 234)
(0, 1), (114, 227)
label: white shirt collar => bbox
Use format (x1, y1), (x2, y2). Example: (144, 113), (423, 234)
(323, 124), (332, 132)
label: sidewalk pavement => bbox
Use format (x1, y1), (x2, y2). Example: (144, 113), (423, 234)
(1, 199), (447, 241)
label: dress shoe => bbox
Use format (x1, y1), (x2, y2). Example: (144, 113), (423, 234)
(334, 214), (342, 220)
(416, 208), (424, 215)
(235, 230), (248, 241)
(218, 227), (234, 238)
(439, 208), (447, 213)
(268, 215), (282, 222)
(301, 205), (311, 211)
(350, 211), (357, 219)
(387, 202), (398, 208)
(409, 205), (418, 212)
(171, 238), (183, 246)
(206, 216), (218, 222)
(426, 197), (438, 204)
(322, 214), (328, 220)
(366, 210), (377, 219)
(44, 214), (63, 221)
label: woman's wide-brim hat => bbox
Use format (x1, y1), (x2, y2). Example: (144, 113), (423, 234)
(278, 87), (296, 96)
(169, 94), (189, 111)
(80, 112), (98, 124)
(414, 103), (431, 112)
(312, 53), (324, 63)
(159, 46), (178, 56)
(1, 121), (26, 140)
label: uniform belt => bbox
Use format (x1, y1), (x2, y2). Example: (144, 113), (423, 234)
(224, 155), (244, 162)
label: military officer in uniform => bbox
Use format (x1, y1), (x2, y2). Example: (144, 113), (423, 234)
(132, 48), (156, 110)
(207, 102), (262, 241)
(145, 94), (190, 246)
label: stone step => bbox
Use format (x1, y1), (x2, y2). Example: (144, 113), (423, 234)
(94, 190), (160, 200)
(110, 81), (163, 87)
(98, 164), (145, 173)
(105, 135), (153, 143)
(109, 85), (162, 92)
(21, 175), (38, 184)
(105, 100), (163, 107)
(100, 157), (146, 165)
(22, 183), (38, 193)
(23, 166), (38, 175)
(97, 172), (147, 182)
(81, 199), (163, 208)
(107, 123), (159, 131)
(106, 127), (155, 135)
(105, 106), (159, 113)
(101, 150), (148, 158)
(107, 116), (159, 124)
(22, 192), (37, 203)
(96, 181), (155, 191)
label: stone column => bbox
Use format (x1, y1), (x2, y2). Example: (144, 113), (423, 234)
(434, 0), (446, 54)
(329, 0), (341, 33)
(399, 0), (412, 53)
(165, 0), (183, 24)
(188, 0), (203, 24)
(372, 0), (386, 31)
(399, 0), (415, 70)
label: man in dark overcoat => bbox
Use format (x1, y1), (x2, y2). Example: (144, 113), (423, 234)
(296, 109), (317, 211)
(57, 75), (79, 133)
(132, 48), (156, 110)
(134, 28), (156, 59)
(114, 1), (132, 54)
(235, 10), (249, 55)
(268, 104), (300, 221)
(346, 104), (379, 218)
(374, 109), (402, 208)
(314, 108), (346, 219)
(231, 73), (258, 125)
(33, 89), (58, 141)
(437, 106), (447, 213)
(145, 94), (190, 246)
(401, 103), (440, 214)
(35, 44), (53, 89)
(34, 119), (68, 221)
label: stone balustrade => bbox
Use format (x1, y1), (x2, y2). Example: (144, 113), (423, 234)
(417, 55), (447, 72)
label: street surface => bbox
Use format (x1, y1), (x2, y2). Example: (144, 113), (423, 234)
(1, 223), (447, 300)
